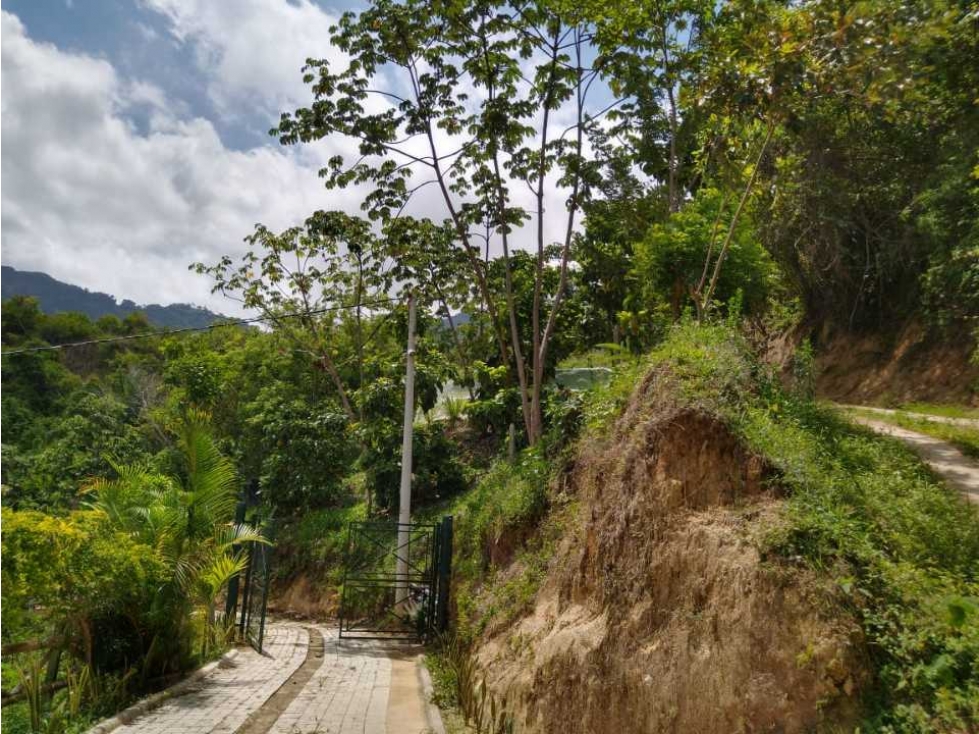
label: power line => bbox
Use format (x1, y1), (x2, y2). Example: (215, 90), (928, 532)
(1, 298), (400, 356)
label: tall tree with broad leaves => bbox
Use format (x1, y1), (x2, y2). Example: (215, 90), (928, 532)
(270, 0), (614, 445)
(193, 211), (396, 421)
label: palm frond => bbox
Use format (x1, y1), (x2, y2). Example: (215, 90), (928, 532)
(212, 523), (271, 552)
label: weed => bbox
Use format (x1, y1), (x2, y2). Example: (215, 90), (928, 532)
(844, 407), (979, 459)
(427, 634), (515, 734)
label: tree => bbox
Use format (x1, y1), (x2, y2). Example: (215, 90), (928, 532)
(85, 412), (266, 659)
(270, 0), (612, 444)
(574, 184), (664, 344)
(195, 210), (393, 421)
(632, 187), (774, 320)
(696, 0), (979, 329)
(588, 0), (717, 213)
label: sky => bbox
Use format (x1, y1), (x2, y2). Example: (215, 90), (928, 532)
(1, 0), (599, 315)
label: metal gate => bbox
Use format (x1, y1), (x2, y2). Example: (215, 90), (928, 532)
(338, 516), (452, 641)
(239, 539), (272, 652)
(222, 482), (273, 654)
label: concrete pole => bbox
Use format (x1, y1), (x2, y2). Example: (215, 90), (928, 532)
(395, 291), (417, 607)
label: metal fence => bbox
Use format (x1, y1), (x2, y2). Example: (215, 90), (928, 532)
(338, 516), (452, 642)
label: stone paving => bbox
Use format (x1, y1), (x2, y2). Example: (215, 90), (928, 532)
(268, 627), (391, 734)
(113, 625), (309, 734)
(106, 623), (436, 734)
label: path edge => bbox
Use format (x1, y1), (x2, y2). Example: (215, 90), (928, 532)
(83, 648), (241, 734)
(417, 657), (447, 734)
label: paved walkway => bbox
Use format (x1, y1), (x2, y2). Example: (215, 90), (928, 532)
(104, 624), (438, 734)
(840, 404), (979, 429)
(853, 416), (979, 504)
(113, 626), (309, 734)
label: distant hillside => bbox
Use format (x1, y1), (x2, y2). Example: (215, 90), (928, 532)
(440, 311), (471, 330)
(1, 266), (226, 329)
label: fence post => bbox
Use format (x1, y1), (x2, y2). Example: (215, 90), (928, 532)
(238, 545), (255, 638)
(436, 516), (453, 633)
(224, 497), (248, 623)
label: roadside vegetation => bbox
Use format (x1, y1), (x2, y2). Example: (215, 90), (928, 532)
(3, 0), (978, 731)
(429, 322), (979, 732)
(898, 404), (979, 422)
(843, 407), (979, 460)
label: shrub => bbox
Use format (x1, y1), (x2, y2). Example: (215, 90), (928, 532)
(360, 421), (468, 513)
(246, 392), (355, 512)
(647, 322), (979, 731)
(1, 508), (166, 666)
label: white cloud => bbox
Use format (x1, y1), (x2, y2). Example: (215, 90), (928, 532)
(1, 4), (598, 318)
(140, 0), (342, 120)
(136, 1), (589, 250)
(0, 10), (362, 314)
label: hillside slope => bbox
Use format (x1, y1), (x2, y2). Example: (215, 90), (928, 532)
(445, 324), (979, 733)
(474, 380), (866, 732)
(764, 319), (979, 407)
(1, 266), (225, 328)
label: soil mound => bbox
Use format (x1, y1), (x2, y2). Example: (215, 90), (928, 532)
(476, 371), (868, 733)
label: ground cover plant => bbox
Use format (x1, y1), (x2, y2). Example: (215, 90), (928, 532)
(843, 406), (979, 460)
(432, 322), (979, 732)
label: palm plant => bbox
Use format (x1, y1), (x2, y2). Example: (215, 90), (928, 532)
(85, 410), (267, 664)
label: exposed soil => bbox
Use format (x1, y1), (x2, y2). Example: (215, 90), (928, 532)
(781, 319), (979, 406)
(271, 574), (338, 620)
(474, 371), (868, 733)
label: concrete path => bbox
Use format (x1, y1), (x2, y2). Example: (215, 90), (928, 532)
(106, 623), (439, 734)
(268, 626), (433, 734)
(841, 404), (979, 429)
(112, 625), (309, 734)
(853, 417), (979, 504)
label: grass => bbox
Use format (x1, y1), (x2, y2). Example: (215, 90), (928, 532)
(897, 403), (979, 421)
(844, 407), (979, 459)
(443, 453), (550, 638)
(646, 322), (979, 732)
(445, 321), (979, 732)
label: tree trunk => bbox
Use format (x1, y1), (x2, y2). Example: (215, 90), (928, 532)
(702, 120), (776, 313)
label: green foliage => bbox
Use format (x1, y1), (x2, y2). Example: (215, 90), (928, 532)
(427, 634), (515, 734)
(275, 501), (368, 585)
(1, 509), (165, 638)
(2, 413), (265, 734)
(844, 408), (979, 461)
(738, 0), (979, 328)
(898, 404), (979, 421)
(558, 343), (638, 370)
(359, 420), (467, 513)
(163, 350), (226, 408)
(446, 451), (550, 639)
(442, 396), (468, 425)
(246, 388), (355, 511)
(632, 188), (776, 319)
(640, 322), (979, 731)
(790, 339), (816, 401)
(572, 194), (660, 346)
(464, 362), (524, 441)
(2, 391), (151, 510)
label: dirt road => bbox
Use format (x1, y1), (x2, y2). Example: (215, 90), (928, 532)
(851, 416), (979, 504)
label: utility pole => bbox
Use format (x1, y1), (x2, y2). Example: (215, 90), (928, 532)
(395, 290), (417, 607)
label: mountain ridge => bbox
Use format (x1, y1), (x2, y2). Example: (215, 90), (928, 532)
(1, 265), (226, 329)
